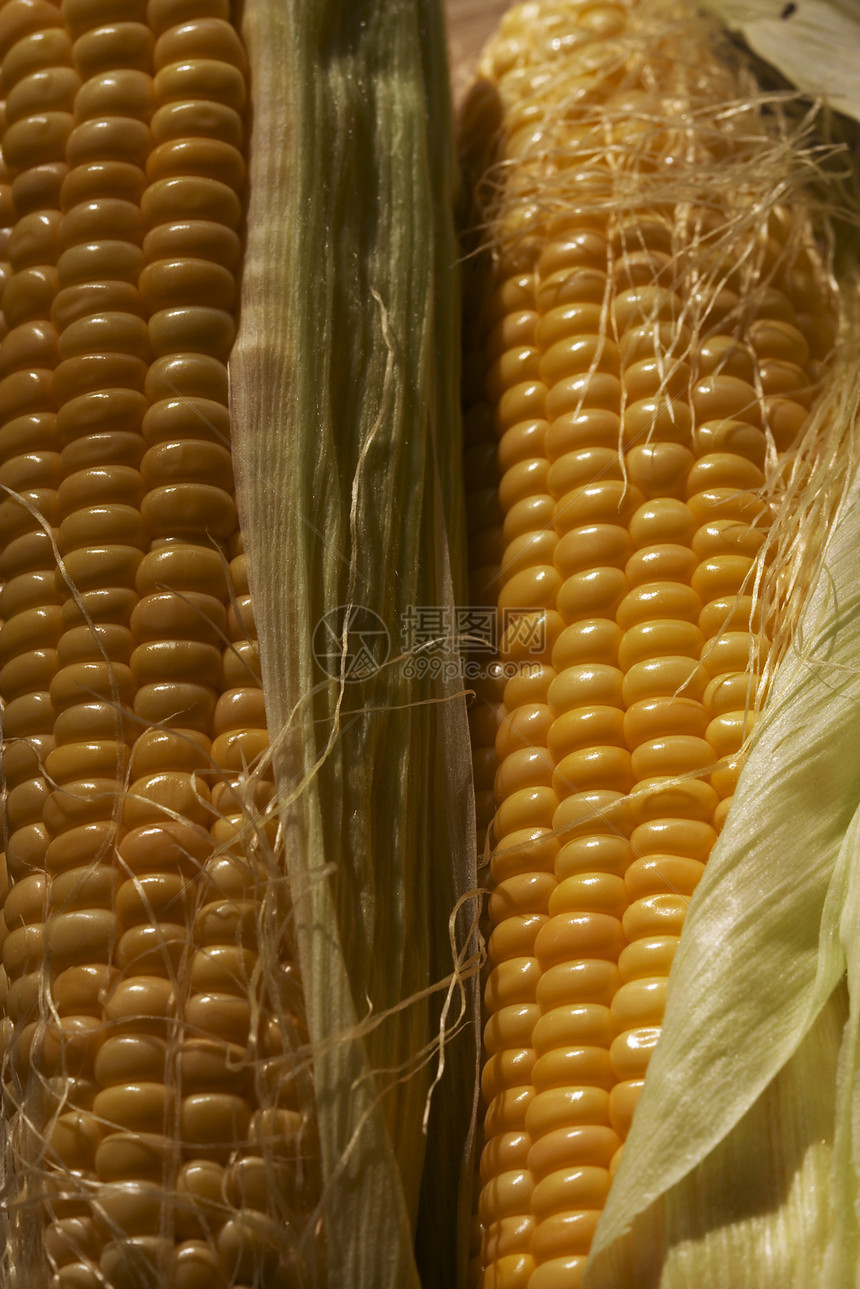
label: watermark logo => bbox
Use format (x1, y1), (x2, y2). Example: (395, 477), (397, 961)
(311, 604), (547, 683)
(311, 605), (390, 680)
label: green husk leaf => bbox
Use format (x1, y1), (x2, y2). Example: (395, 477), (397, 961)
(231, 1), (477, 1285)
(586, 337), (860, 1288)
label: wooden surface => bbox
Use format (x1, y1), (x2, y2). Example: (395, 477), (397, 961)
(444, 0), (510, 97)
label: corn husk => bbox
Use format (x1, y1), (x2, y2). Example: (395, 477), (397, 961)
(696, 0), (860, 124)
(231, 1), (478, 1285)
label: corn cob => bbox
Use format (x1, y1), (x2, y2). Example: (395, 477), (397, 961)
(0, 2), (322, 1285)
(459, 3), (840, 1286)
(2, 0), (474, 1283)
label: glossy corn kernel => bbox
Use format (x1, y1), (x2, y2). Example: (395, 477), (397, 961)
(460, 2), (837, 1285)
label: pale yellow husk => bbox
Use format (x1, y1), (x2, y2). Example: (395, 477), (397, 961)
(696, 0), (860, 125)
